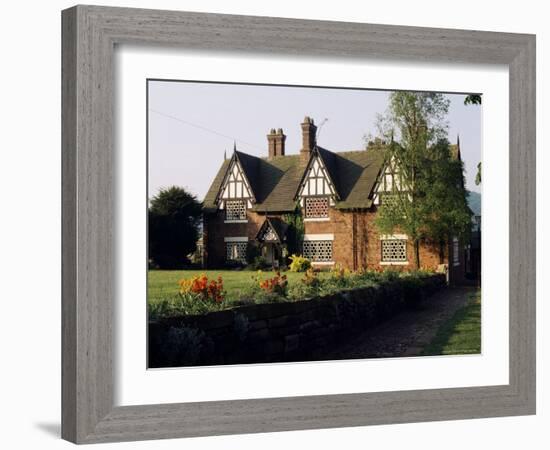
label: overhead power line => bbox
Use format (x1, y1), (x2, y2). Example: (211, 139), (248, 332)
(149, 108), (264, 152)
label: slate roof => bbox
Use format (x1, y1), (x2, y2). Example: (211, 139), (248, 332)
(203, 146), (385, 213)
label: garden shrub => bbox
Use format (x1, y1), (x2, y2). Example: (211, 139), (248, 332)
(148, 293), (224, 319)
(246, 242), (261, 263)
(287, 281), (318, 301)
(247, 255), (268, 271)
(254, 290), (287, 304)
(289, 254), (311, 272)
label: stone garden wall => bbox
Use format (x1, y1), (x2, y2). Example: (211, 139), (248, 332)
(148, 274), (446, 367)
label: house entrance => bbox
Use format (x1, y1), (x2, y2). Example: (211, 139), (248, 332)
(262, 243), (281, 267)
(256, 217), (288, 269)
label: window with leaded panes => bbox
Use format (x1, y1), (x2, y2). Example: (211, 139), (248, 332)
(381, 239), (407, 262)
(225, 200), (247, 221)
(305, 197), (329, 218)
(226, 241), (247, 262)
(303, 240), (333, 262)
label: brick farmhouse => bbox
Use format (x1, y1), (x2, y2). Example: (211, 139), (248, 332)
(202, 117), (467, 282)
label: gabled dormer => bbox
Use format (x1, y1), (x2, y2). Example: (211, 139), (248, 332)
(373, 155), (406, 206)
(296, 148), (339, 220)
(215, 150), (257, 222)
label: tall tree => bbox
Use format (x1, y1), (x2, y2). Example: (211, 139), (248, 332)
(148, 186), (202, 269)
(417, 139), (472, 261)
(374, 92), (471, 268)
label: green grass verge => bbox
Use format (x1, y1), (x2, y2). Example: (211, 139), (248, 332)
(421, 290), (481, 356)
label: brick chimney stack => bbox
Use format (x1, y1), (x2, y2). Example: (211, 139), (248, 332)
(267, 128), (286, 158)
(300, 116), (317, 161)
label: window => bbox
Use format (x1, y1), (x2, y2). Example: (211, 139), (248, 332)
(453, 237), (460, 266)
(303, 240), (333, 262)
(225, 200), (247, 221)
(381, 239), (407, 263)
(305, 197), (329, 218)
(226, 241), (247, 262)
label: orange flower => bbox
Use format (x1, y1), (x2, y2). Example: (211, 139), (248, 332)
(178, 274), (225, 303)
(258, 272), (288, 295)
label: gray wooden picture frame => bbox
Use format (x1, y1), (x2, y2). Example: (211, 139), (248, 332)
(61, 4), (536, 444)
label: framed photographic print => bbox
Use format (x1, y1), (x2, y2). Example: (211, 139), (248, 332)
(62, 5), (536, 444)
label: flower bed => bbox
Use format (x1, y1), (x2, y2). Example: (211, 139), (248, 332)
(148, 268), (439, 319)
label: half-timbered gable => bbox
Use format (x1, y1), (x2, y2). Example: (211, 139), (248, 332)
(215, 151), (257, 221)
(297, 151), (338, 200)
(373, 156), (407, 206)
(295, 150), (340, 219)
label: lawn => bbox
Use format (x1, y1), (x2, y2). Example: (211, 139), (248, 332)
(148, 269), (316, 303)
(421, 290), (481, 356)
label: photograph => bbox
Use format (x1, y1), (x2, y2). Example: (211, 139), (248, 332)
(146, 80), (482, 368)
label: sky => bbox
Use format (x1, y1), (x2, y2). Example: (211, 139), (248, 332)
(148, 80), (482, 201)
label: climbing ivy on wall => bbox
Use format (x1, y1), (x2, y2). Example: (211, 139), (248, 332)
(283, 204), (304, 257)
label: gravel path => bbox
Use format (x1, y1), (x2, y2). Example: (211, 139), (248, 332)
(307, 287), (477, 361)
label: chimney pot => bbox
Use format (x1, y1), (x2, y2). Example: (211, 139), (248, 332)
(300, 116), (317, 161)
(267, 128), (286, 158)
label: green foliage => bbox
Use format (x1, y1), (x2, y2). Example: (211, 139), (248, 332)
(417, 139), (473, 243)
(246, 242), (268, 270)
(148, 293), (223, 320)
(464, 94), (482, 105)
(289, 254), (312, 272)
(475, 162), (482, 185)
(254, 291), (287, 304)
(287, 281), (319, 301)
(246, 256), (268, 271)
(148, 186), (202, 269)
(245, 242), (261, 264)
(283, 206), (305, 256)
(374, 92), (472, 267)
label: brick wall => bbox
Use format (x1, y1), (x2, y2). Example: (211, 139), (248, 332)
(204, 209), (273, 267)
(304, 208), (445, 271)
(205, 206), (450, 272)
